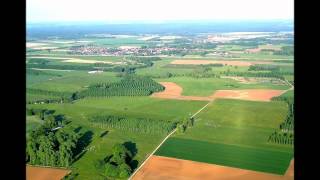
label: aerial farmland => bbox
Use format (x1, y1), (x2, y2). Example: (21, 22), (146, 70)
(26, 21), (294, 180)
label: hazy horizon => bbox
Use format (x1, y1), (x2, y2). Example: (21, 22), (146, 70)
(27, 0), (293, 23)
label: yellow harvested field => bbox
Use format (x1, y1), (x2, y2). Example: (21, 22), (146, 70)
(26, 165), (71, 180)
(132, 155), (294, 180)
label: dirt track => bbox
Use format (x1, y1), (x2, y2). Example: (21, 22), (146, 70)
(152, 82), (285, 102)
(132, 155), (293, 180)
(26, 166), (71, 180)
(170, 60), (271, 66)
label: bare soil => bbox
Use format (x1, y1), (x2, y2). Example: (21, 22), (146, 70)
(152, 82), (284, 102)
(26, 165), (71, 180)
(212, 89), (285, 102)
(132, 155), (293, 180)
(151, 82), (211, 101)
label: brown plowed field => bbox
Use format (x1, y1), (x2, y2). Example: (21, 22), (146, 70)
(152, 82), (285, 102)
(26, 166), (71, 180)
(132, 155), (294, 180)
(170, 60), (271, 66)
(212, 89), (285, 102)
(151, 82), (211, 101)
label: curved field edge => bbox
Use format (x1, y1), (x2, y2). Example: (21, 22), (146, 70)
(155, 137), (293, 175)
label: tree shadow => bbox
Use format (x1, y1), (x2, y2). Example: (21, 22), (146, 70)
(74, 130), (94, 158)
(123, 141), (138, 157)
(74, 126), (82, 133)
(130, 160), (139, 171)
(45, 109), (55, 115)
(123, 141), (139, 170)
(54, 114), (65, 124)
(100, 130), (108, 138)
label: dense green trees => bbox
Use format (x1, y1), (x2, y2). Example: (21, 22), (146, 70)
(26, 111), (80, 167)
(89, 115), (177, 135)
(79, 75), (164, 97)
(268, 103), (294, 145)
(248, 64), (280, 71)
(94, 143), (134, 179)
(177, 117), (194, 134)
(274, 46), (294, 56)
(222, 71), (288, 80)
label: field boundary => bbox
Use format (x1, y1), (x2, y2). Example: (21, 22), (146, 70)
(128, 100), (213, 180)
(26, 164), (71, 170)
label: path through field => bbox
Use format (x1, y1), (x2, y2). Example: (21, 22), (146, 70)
(129, 100), (213, 180)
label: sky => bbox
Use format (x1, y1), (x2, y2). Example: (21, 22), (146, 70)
(27, 0), (294, 23)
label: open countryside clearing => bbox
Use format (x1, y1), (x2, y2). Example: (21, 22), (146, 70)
(152, 82), (286, 102)
(132, 155), (293, 180)
(26, 166), (71, 180)
(170, 60), (272, 66)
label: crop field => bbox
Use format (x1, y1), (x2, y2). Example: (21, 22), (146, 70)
(133, 155), (294, 180)
(26, 166), (71, 180)
(27, 71), (119, 92)
(155, 99), (293, 174)
(155, 138), (292, 175)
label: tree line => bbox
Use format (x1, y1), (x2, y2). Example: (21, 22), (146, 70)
(268, 103), (294, 145)
(221, 71), (289, 80)
(27, 89), (78, 104)
(273, 46), (294, 56)
(89, 114), (177, 135)
(248, 64), (280, 71)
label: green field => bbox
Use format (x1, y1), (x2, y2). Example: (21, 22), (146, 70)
(155, 137), (292, 175)
(27, 71), (119, 92)
(155, 99), (293, 174)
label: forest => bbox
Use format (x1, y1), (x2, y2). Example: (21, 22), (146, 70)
(26, 110), (80, 167)
(79, 75), (164, 97)
(89, 114), (177, 135)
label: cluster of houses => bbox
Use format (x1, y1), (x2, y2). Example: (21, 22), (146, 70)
(69, 45), (188, 56)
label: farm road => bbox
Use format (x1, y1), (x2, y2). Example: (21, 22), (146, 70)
(128, 100), (214, 180)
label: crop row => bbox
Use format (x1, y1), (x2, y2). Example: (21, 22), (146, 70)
(88, 115), (177, 135)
